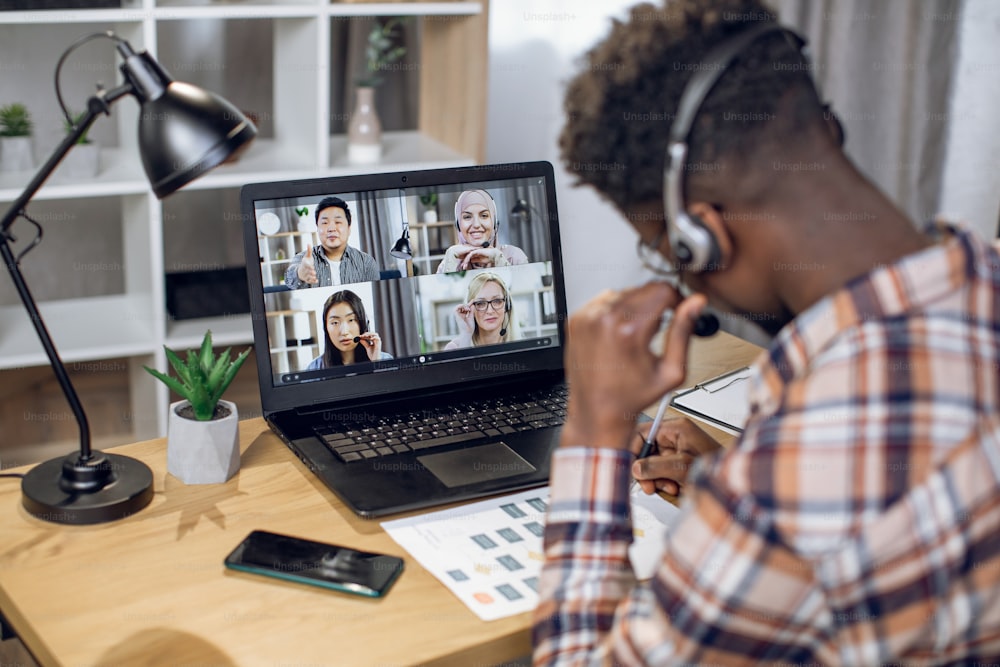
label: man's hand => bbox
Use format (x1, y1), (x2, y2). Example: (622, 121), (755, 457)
(560, 283), (707, 449)
(296, 244), (319, 284)
(631, 417), (722, 496)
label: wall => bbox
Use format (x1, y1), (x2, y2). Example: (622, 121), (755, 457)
(938, 0), (1000, 239)
(486, 2), (646, 315)
(487, 0), (999, 329)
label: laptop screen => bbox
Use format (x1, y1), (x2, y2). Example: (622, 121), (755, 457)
(240, 162), (567, 415)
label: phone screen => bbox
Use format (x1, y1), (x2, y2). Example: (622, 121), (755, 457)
(224, 530), (404, 597)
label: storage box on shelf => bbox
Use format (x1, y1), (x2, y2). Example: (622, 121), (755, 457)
(0, 0), (489, 462)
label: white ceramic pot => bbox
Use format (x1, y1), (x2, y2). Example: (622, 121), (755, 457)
(167, 399), (240, 484)
(0, 136), (33, 172)
(56, 142), (100, 180)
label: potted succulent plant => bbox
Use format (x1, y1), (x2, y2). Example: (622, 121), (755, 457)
(56, 109), (100, 180)
(347, 17), (407, 164)
(0, 102), (35, 172)
(144, 330), (251, 485)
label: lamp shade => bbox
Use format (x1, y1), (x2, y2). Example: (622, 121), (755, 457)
(390, 233), (412, 260)
(510, 198), (531, 223)
(138, 81), (257, 198)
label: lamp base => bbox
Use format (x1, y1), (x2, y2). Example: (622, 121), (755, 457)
(21, 451), (154, 525)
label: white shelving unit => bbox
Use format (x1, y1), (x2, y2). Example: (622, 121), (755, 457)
(0, 0), (489, 451)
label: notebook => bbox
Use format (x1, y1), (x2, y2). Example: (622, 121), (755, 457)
(239, 162), (568, 518)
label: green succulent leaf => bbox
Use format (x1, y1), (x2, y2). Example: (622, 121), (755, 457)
(199, 330), (214, 375)
(143, 365), (189, 400)
(208, 348), (233, 392)
(164, 347), (193, 392)
(143, 330), (251, 421)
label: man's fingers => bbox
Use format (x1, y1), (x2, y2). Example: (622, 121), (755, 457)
(632, 453), (694, 481)
(607, 282), (682, 341)
(638, 478), (680, 496)
(656, 294), (707, 389)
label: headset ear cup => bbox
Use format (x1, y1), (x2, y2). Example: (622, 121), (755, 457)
(671, 211), (723, 272)
(690, 214), (723, 269)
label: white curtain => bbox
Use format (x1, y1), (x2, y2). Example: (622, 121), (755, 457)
(771, 0), (963, 228)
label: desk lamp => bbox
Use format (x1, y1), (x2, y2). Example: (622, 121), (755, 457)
(389, 191), (412, 259)
(0, 32), (257, 525)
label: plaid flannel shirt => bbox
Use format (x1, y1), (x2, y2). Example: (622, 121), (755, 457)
(534, 223), (1000, 666)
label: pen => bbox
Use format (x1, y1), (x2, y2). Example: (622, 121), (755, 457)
(637, 392), (672, 461)
(630, 393), (672, 493)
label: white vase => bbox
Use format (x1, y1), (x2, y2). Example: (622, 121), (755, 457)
(56, 143), (100, 180)
(347, 86), (383, 164)
(167, 399), (240, 484)
(422, 209), (438, 223)
(0, 136), (33, 172)
(297, 214), (316, 233)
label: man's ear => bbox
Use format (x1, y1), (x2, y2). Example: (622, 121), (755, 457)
(687, 201), (732, 271)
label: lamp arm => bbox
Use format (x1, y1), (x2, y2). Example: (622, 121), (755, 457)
(0, 84), (131, 461)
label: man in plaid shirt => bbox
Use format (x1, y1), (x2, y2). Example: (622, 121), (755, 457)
(534, 1), (1000, 665)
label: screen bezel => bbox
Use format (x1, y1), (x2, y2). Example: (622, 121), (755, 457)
(240, 161), (567, 416)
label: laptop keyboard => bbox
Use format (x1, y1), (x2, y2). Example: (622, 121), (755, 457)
(313, 385), (568, 463)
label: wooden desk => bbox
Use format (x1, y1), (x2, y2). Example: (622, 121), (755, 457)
(0, 331), (762, 667)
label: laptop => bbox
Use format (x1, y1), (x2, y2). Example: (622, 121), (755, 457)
(240, 161), (569, 518)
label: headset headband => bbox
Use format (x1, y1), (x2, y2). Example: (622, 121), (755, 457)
(665, 23), (809, 272)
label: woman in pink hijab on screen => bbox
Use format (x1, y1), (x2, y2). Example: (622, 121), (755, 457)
(435, 189), (528, 273)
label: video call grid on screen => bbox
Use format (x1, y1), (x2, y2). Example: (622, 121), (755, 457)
(249, 174), (562, 390)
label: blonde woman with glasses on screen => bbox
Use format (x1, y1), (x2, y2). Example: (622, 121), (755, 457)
(444, 272), (519, 350)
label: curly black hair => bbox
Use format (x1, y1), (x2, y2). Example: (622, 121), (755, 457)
(560, 0), (828, 214)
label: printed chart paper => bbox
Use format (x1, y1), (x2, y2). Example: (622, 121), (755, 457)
(382, 486), (683, 621)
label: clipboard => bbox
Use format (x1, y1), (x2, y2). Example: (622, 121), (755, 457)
(669, 366), (751, 435)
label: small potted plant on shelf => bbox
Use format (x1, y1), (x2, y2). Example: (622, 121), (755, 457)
(0, 102), (35, 172)
(55, 109), (100, 180)
(419, 192), (439, 223)
(347, 17), (407, 164)
(144, 330), (251, 485)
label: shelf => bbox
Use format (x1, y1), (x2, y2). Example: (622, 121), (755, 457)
(0, 9), (144, 24)
(165, 313), (254, 350)
(0, 148), (148, 202)
(0, 294), (157, 370)
(0, 132), (471, 201)
(328, 130), (474, 173)
(0, 2), (482, 24)
(325, 2), (482, 17)
(0, 0), (489, 455)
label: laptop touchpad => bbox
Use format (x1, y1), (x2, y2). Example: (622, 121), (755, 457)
(418, 443), (536, 488)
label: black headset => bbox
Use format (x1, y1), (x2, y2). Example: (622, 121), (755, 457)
(664, 22), (843, 274)
(455, 189), (500, 248)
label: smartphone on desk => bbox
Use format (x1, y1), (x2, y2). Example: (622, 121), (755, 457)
(224, 530), (404, 598)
